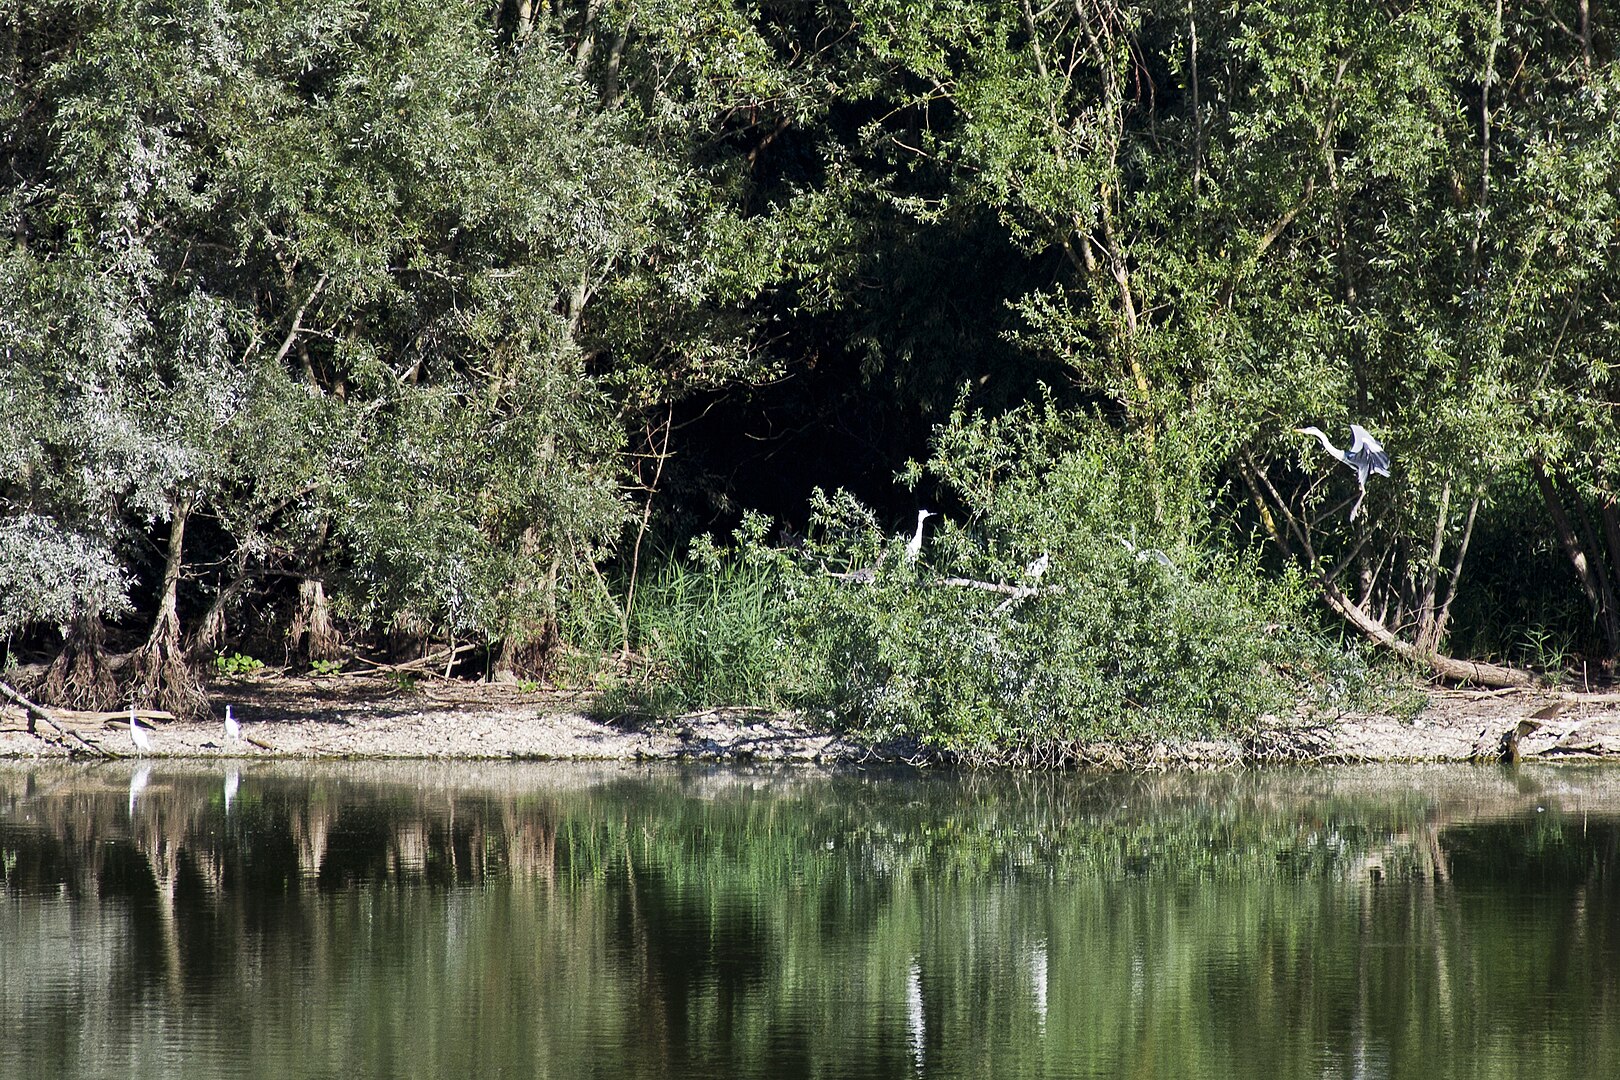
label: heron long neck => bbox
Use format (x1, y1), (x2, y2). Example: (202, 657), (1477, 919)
(906, 512), (929, 559)
(1307, 427), (1338, 456)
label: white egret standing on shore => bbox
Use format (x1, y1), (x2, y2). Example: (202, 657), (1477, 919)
(129, 707), (154, 754)
(224, 704), (240, 743)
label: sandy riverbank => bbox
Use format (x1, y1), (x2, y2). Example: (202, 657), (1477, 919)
(4, 674), (1620, 766)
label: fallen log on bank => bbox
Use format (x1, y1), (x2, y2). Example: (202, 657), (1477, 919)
(0, 680), (117, 757)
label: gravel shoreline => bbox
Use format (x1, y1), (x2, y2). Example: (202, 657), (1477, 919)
(4, 675), (1620, 766)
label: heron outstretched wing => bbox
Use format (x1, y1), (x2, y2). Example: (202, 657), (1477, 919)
(1348, 424), (1391, 476)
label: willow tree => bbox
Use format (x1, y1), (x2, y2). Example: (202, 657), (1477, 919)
(0, 1), (679, 708)
(1226, 2), (1620, 679)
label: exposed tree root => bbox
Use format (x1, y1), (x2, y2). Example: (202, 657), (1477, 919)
(131, 634), (208, 720)
(38, 615), (120, 711)
(132, 495), (208, 719)
(288, 578), (343, 662)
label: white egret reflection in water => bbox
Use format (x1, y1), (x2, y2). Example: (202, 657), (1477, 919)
(1028, 940), (1048, 1030)
(127, 763), (152, 817)
(2, 761), (1620, 1080)
(907, 956), (925, 1073)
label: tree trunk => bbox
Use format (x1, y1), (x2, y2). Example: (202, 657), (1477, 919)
(602, 9), (632, 106)
(1533, 456), (1620, 659)
(574, 0), (602, 70)
(133, 496), (206, 718)
(1241, 460), (1532, 688)
(1413, 480), (1452, 653)
(189, 546), (252, 661)
(1431, 496), (1480, 649)
(494, 527), (561, 681)
(1319, 578), (1531, 688)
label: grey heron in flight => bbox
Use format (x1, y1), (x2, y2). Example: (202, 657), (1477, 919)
(1295, 423), (1391, 521)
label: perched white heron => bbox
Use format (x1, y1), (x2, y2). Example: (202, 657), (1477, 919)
(904, 510), (935, 563)
(829, 509), (937, 583)
(1118, 537), (1176, 570)
(1024, 552), (1050, 582)
(1296, 423), (1391, 521)
(224, 704), (240, 743)
(129, 707), (154, 755)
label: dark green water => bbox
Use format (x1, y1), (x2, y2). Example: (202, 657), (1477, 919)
(2, 762), (1619, 1079)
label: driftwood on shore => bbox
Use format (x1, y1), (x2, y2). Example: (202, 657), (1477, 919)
(349, 642), (477, 679)
(0, 680), (118, 757)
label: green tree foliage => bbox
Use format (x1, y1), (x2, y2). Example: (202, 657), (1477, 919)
(6, 0), (1620, 730)
(837, 0), (1620, 680)
(0, 0), (769, 709)
(770, 405), (1373, 758)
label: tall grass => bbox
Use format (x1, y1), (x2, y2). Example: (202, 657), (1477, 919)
(605, 552), (797, 715)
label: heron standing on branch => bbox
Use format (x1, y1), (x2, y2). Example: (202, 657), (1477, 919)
(1295, 424), (1391, 521)
(905, 510), (935, 563)
(828, 509), (936, 583)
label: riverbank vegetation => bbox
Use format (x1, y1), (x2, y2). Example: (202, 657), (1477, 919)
(5, 1), (1620, 756)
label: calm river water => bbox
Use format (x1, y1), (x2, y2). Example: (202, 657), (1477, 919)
(2, 761), (1619, 1078)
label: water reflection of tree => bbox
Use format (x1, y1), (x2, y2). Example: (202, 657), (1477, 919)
(5, 764), (1620, 1077)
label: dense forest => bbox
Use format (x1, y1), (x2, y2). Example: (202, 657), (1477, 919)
(5, 1), (1620, 754)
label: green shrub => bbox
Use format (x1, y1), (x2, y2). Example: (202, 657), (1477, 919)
(213, 651), (266, 678)
(608, 400), (1387, 758)
(777, 522), (1323, 758)
(767, 402), (1381, 759)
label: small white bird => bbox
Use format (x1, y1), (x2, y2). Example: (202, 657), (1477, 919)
(1024, 552), (1050, 582)
(224, 704), (240, 743)
(129, 707), (154, 755)
(904, 510), (936, 563)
